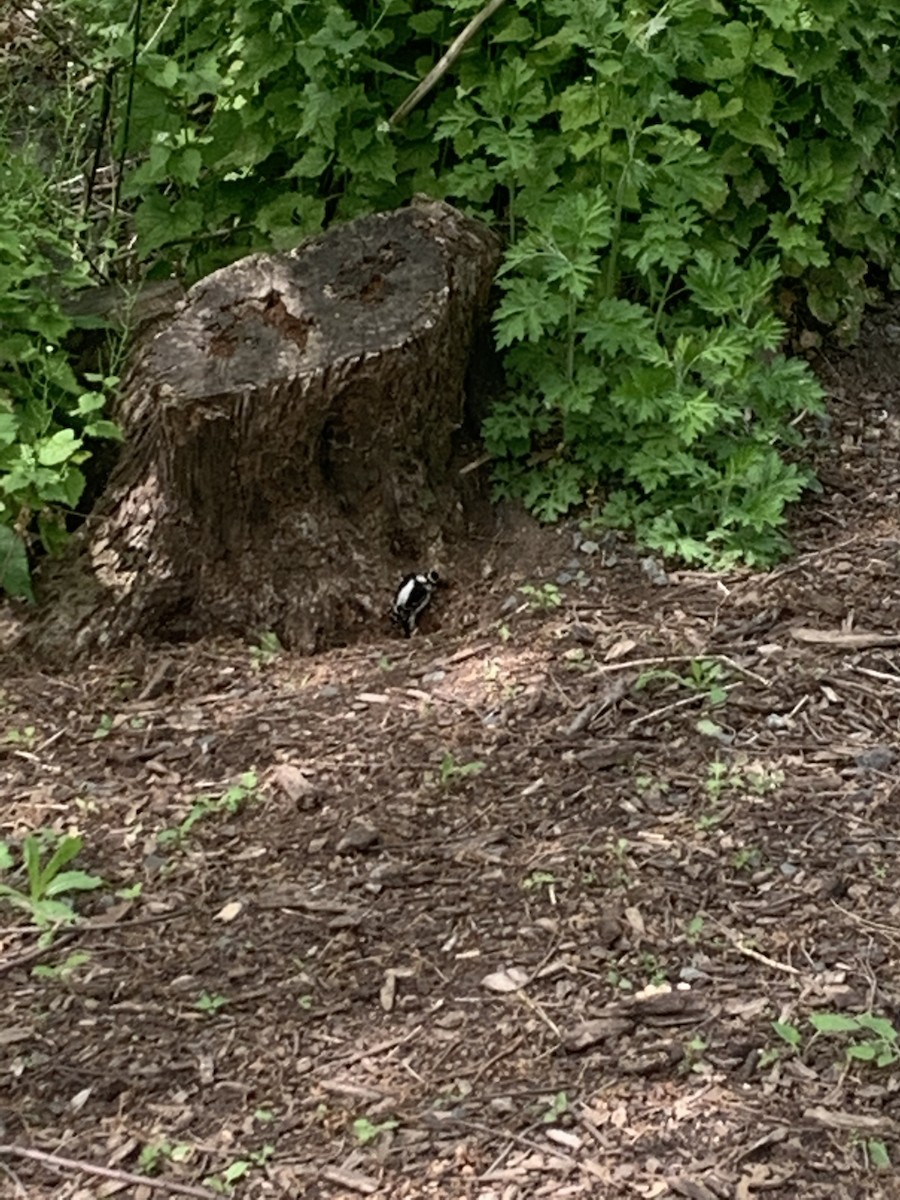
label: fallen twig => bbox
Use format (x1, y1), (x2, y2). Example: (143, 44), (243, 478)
(0, 1145), (218, 1199)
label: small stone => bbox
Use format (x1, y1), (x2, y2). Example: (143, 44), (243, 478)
(766, 713), (793, 730)
(336, 821), (380, 853)
(854, 746), (895, 772)
(640, 557), (668, 586)
(579, 539), (600, 555)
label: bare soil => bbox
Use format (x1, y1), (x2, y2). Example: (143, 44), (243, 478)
(3, 306), (900, 1199)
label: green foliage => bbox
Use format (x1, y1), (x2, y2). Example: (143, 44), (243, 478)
(139, 1139), (194, 1174)
(53, 0), (900, 563)
(32, 950), (92, 980)
(351, 1117), (398, 1145)
(636, 658), (728, 705)
(250, 631), (283, 668)
(195, 990), (229, 1015)
(541, 1091), (569, 1123)
(157, 771), (259, 847)
(0, 126), (123, 600)
(771, 1011), (900, 1070)
(519, 582), (564, 610)
(438, 752), (486, 786)
(0, 832), (104, 931)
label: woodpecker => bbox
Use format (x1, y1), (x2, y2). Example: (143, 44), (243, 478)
(390, 570), (439, 637)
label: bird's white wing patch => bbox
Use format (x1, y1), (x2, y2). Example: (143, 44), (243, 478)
(395, 579), (417, 608)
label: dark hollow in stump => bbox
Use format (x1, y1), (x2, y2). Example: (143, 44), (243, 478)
(37, 198), (501, 657)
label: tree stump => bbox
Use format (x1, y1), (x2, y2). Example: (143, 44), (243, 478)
(36, 198), (501, 657)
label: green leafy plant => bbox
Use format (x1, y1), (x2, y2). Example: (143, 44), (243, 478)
(351, 1117), (398, 1146)
(92, 713), (115, 739)
(685, 914), (705, 944)
(0, 135), (123, 600)
(519, 582), (563, 610)
(522, 869), (557, 893)
(138, 1140), (194, 1175)
(3, 725), (36, 747)
(810, 1011), (900, 1069)
(37, 0), (900, 568)
(865, 1139), (891, 1171)
(733, 846), (762, 871)
(203, 1146), (274, 1194)
(0, 833), (103, 930)
(540, 1091), (569, 1123)
(32, 950), (91, 981)
(636, 658), (728, 706)
(770, 1011), (900, 1070)
(158, 771), (259, 847)
(438, 752), (486, 786)
(250, 631), (282, 668)
(194, 991), (229, 1015)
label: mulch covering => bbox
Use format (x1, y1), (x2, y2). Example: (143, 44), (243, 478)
(2, 308), (900, 1199)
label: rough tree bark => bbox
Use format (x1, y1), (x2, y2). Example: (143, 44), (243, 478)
(36, 198), (501, 657)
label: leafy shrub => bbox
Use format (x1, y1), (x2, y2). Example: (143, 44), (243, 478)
(45, 0), (900, 566)
(0, 126), (121, 600)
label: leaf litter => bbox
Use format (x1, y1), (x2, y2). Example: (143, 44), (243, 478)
(2, 309), (900, 1196)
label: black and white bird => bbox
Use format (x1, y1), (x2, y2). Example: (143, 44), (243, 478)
(390, 569), (439, 637)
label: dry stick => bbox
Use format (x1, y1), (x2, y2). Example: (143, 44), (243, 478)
(389, 0), (508, 125)
(0, 1146), (218, 1200)
(626, 681), (742, 731)
(715, 929), (800, 976)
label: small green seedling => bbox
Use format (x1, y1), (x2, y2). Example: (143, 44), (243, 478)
(866, 1139), (891, 1170)
(204, 1146), (275, 1194)
(522, 869), (556, 893)
(195, 991), (229, 1015)
(92, 714), (114, 739)
(686, 914), (705, 944)
(438, 753), (485, 786)
(250, 631), (282, 667)
(0, 834), (103, 930)
(636, 658), (727, 706)
(3, 725), (36, 747)
(541, 1091), (569, 1123)
(519, 582), (563, 610)
(351, 1117), (398, 1145)
(139, 1140), (194, 1174)
(733, 846), (762, 871)
(158, 772), (259, 847)
(32, 951), (91, 980)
